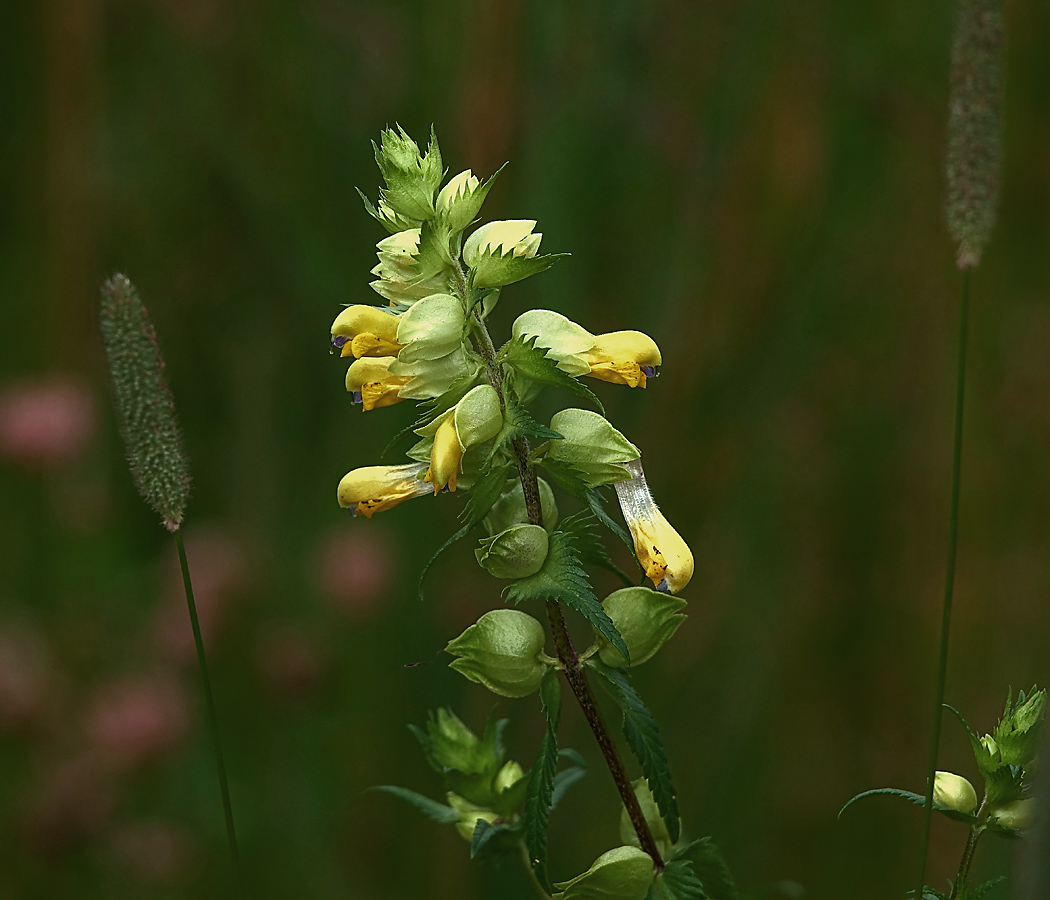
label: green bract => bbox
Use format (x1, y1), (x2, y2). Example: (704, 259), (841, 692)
(596, 586), (687, 668)
(394, 294), (465, 362)
(552, 846), (654, 900)
(618, 778), (675, 861)
(485, 477), (559, 534)
(372, 125), (443, 223)
(445, 609), (550, 698)
(476, 524), (550, 579)
(512, 308), (595, 376)
(545, 408), (639, 487)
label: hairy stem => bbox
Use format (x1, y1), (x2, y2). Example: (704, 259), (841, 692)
(458, 273), (664, 869)
(950, 807), (985, 900)
(175, 529), (243, 897)
(915, 270), (972, 899)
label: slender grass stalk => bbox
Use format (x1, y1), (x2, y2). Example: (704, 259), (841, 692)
(176, 528), (244, 897)
(914, 270), (972, 899)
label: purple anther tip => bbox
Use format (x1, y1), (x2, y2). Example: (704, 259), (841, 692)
(347, 505), (357, 517)
(655, 578), (670, 593)
(331, 335), (349, 354)
(641, 365), (659, 379)
(352, 390), (363, 404)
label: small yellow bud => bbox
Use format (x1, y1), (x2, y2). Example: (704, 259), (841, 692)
(989, 798), (1033, 830)
(933, 771), (978, 814)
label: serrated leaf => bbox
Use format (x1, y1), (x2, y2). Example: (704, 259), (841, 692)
(688, 837), (739, 900)
(506, 530), (629, 663)
(539, 458), (634, 555)
(487, 397), (564, 464)
(562, 511), (634, 586)
(501, 335), (604, 414)
(417, 465), (511, 599)
(470, 818), (520, 859)
(970, 875), (1007, 898)
(470, 249), (569, 290)
(838, 788), (979, 825)
(587, 659), (680, 843)
(646, 859), (706, 900)
(919, 888), (950, 900)
(370, 785), (460, 824)
(525, 669), (562, 889)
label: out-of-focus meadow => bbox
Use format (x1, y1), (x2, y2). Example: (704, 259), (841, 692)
(1, 1), (1048, 898)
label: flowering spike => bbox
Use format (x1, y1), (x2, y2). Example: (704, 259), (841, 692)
(946, 0), (1003, 269)
(99, 274), (191, 532)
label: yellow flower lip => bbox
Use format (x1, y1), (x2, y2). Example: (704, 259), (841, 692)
(330, 305), (404, 359)
(424, 415), (463, 494)
(344, 357), (411, 411)
(337, 462), (431, 518)
(580, 331), (663, 388)
(613, 457), (693, 593)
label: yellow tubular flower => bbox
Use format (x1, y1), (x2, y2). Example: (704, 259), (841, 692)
(330, 305), (404, 358)
(344, 357), (410, 411)
(579, 330), (662, 388)
(337, 462), (432, 518)
(425, 415), (463, 494)
(613, 457), (693, 593)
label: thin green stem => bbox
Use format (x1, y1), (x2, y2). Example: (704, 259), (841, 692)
(458, 279), (664, 870)
(175, 529), (243, 897)
(915, 270), (971, 899)
(950, 801), (986, 900)
(520, 842), (555, 900)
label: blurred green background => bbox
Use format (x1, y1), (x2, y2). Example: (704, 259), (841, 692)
(1, 0), (1048, 897)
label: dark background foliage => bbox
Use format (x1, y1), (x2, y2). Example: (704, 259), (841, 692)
(0, 1), (1047, 898)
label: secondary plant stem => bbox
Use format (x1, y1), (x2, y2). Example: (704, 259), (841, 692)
(950, 804), (985, 900)
(460, 276), (664, 870)
(915, 270), (972, 899)
(175, 529), (243, 897)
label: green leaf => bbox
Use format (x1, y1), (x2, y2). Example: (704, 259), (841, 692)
(417, 465), (511, 600)
(501, 335), (604, 414)
(370, 785), (460, 824)
(470, 249), (570, 290)
(487, 397), (564, 464)
(688, 837), (739, 900)
(837, 788), (979, 825)
(562, 511), (634, 586)
(970, 875), (1007, 898)
(506, 530), (629, 663)
(552, 766), (587, 809)
(919, 888), (950, 900)
(646, 859), (706, 900)
(470, 818), (520, 859)
(587, 659), (680, 843)
(524, 669), (562, 889)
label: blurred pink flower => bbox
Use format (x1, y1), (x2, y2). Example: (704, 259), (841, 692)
(314, 526), (393, 618)
(153, 526), (248, 664)
(0, 377), (95, 468)
(85, 673), (191, 770)
(23, 756), (116, 854)
(0, 622), (52, 731)
(254, 624), (329, 700)
(108, 818), (194, 883)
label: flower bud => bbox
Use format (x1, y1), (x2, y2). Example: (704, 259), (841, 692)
(990, 798), (1034, 830)
(597, 587), (687, 668)
(445, 609), (549, 698)
(552, 846), (654, 900)
(436, 169), (499, 236)
(933, 771), (978, 814)
(476, 525), (549, 579)
(425, 708), (489, 773)
(370, 229), (450, 304)
(464, 220), (544, 289)
(373, 126), (442, 222)
(545, 408), (639, 487)
(485, 478), (559, 534)
(446, 791), (497, 842)
(494, 759), (525, 795)
(337, 462), (432, 517)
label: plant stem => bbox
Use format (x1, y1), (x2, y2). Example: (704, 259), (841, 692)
(520, 842), (555, 900)
(461, 285), (664, 870)
(175, 529), (243, 897)
(950, 810), (985, 900)
(915, 270), (972, 899)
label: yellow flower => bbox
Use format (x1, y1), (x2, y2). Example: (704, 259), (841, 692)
(421, 385), (503, 494)
(613, 457), (693, 593)
(578, 331), (662, 388)
(337, 462), (432, 518)
(330, 305), (404, 358)
(512, 310), (662, 388)
(345, 357), (410, 411)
